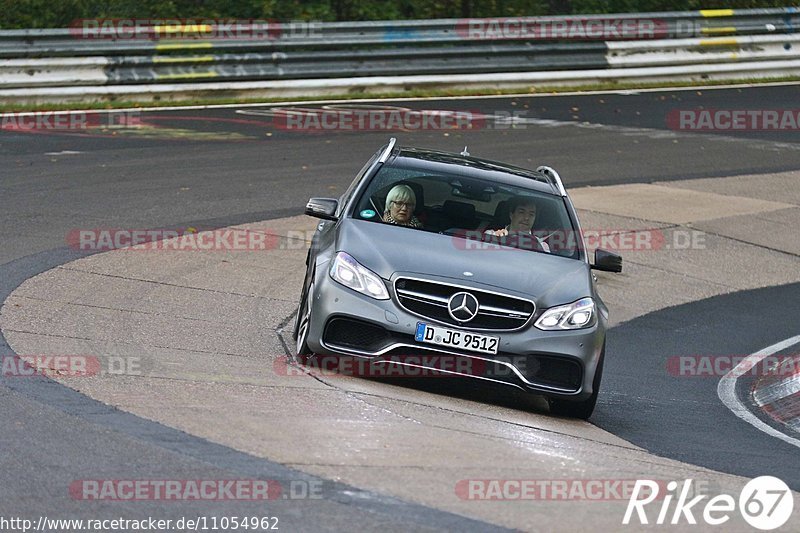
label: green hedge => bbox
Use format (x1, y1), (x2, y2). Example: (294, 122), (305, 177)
(0, 0), (795, 29)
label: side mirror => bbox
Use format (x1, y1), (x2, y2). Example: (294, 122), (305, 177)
(592, 249), (622, 273)
(305, 198), (339, 221)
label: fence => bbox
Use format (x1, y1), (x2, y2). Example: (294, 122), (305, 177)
(1, 8), (799, 104)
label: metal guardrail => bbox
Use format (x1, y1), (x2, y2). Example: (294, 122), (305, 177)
(1, 8), (800, 103)
(2, 8), (799, 46)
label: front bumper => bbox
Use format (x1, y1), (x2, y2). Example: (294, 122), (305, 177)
(306, 267), (605, 401)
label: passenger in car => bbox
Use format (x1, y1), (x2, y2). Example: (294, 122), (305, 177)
(383, 184), (423, 228)
(485, 196), (550, 252)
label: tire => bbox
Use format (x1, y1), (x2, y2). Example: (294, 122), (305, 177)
(547, 344), (605, 420)
(293, 274), (315, 365)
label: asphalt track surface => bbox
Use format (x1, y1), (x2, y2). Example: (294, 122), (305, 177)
(595, 283), (800, 489)
(1, 84), (799, 526)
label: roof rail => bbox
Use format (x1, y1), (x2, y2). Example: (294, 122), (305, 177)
(536, 165), (567, 197)
(378, 137), (397, 163)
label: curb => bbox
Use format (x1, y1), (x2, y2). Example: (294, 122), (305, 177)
(753, 355), (800, 433)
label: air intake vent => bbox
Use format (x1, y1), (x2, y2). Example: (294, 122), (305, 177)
(323, 317), (390, 352)
(517, 355), (582, 392)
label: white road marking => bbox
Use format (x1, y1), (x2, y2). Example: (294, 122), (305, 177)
(44, 150), (83, 156)
(717, 335), (800, 448)
(236, 103), (800, 153)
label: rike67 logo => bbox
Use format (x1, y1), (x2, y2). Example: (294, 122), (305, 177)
(623, 477), (794, 530)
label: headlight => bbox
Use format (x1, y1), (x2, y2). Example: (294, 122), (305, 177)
(329, 252), (389, 300)
(535, 297), (596, 330)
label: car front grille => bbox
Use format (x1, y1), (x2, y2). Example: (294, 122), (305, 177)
(394, 278), (534, 330)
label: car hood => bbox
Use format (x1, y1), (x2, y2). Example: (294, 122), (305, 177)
(336, 219), (592, 308)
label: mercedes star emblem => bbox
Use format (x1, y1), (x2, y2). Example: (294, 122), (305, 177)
(447, 291), (480, 322)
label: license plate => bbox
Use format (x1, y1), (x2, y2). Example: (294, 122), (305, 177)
(415, 322), (499, 355)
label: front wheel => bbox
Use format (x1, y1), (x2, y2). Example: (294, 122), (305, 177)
(293, 275), (315, 364)
(547, 344), (604, 420)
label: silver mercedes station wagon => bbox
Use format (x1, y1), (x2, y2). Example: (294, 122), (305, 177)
(293, 138), (622, 418)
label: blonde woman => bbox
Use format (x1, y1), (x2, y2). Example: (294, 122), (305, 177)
(383, 184), (423, 228)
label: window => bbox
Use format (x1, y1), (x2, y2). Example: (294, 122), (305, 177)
(352, 162), (580, 258)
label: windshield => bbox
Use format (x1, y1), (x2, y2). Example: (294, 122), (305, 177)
(352, 162), (582, 259)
